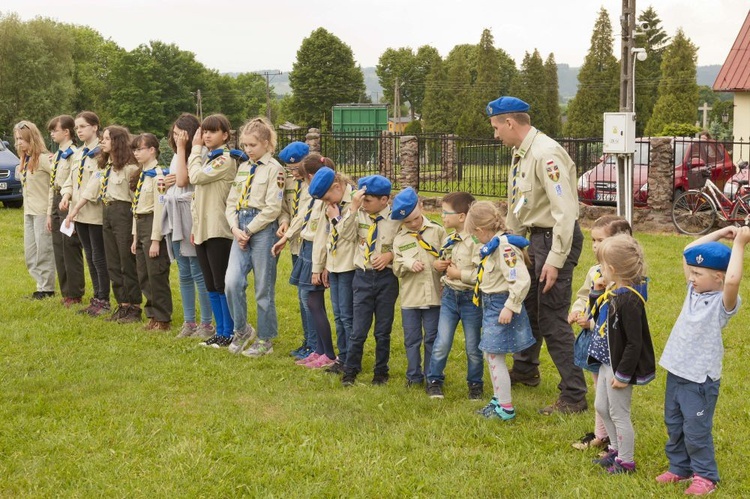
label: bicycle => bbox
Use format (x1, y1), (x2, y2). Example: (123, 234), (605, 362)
(671, 167), (750, 235)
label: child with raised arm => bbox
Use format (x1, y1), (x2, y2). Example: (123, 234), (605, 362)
(656, 226), (749, 495)
(465, 201), (534, 421)
(426, 192), (484, 400)
(391, 188), (447, 387)
(591, 234), (654, 475)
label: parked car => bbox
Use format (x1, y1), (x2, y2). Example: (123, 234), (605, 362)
(723, 160), (750, 200)
(577, 138), (735, 206)
(0, 140), (22, 208)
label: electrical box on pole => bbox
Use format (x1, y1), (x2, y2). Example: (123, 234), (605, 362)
(603, 112), (636, 154)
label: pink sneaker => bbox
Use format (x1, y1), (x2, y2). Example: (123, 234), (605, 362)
(656, 471), (691, 484)
(305, 354), (336, 369)
(684, 476), (716, 495)
(296, 352), (320, 365)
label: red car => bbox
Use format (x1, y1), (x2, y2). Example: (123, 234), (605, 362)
(577, 138), (735, 206)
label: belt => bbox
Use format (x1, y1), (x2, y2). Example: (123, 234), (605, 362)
(529, 226), (553, 234)
(103, 199), (129, 207)
(133, 212), (153, 219)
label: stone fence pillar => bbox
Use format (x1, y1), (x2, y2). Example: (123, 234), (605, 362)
(442, 134), (457, 180)
(647, 137), (673, 212)
(379, 131), (395, 181)
(306, 128), (320, 153)
(398, 135), (419, 189)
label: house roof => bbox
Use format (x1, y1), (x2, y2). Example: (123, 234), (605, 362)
(714, 9), (750, 91)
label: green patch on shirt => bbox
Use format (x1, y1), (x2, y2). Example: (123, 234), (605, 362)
(358, 222), (370, 229)
(398, 242), (417, 252)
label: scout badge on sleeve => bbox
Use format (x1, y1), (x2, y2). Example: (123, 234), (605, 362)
(545, 160), (560, 182)
(503, 246), (517, 267)
(276, 171), (285, 189)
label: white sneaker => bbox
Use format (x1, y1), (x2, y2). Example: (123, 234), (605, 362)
(228, 324), (257, 354)
(242, 339), (273, 358)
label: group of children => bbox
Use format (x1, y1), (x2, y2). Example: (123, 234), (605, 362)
(13, 110), (748, 494)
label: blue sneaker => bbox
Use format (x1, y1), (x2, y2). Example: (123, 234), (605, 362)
(490, 405), (516, 421)
(476, 398), (499, 417)
(593, 448), (619, 468)
(292, 346), (314, 360)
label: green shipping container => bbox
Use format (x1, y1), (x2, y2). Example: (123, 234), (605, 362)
(332, 104), (388, 133)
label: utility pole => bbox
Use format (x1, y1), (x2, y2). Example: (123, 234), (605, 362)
(616, 0), (636, 224)
(254, 70), (282, 121)
(195, 89), (203, 122)
(393, 77), (400, 131)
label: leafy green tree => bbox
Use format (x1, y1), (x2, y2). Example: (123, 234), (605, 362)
(107, 45), (164, 133)
(510, 50), (551, 134)
(644, 29), (699, 136)
(634, 6), (669, 135)
(288, 28), (367, 127)
(457, 29), (501, 138)
(421, 59), (453, 133)
(235, 72), (273, 121)
(564, 7), (619, 137)
(544, 53), (561, 137)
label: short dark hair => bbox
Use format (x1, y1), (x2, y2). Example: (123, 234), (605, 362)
(442, 192), (476, 215)
(131, 133), (161, 159)
(593, 214), (632, 236)
(47, 115), (75, 140)
(201, 114), (231, 143)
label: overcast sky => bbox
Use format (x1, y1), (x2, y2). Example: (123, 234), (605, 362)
(3, 0), (747, 73)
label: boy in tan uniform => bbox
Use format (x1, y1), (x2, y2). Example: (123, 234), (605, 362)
(392, 187), (447, 386)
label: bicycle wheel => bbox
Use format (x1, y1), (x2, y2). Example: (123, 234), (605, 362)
(730, 194), (750, 226)
(671, 190), (717, 235)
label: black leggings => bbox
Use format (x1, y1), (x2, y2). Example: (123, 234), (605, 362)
(76, 222), (110, 301)
(307, 290), (335, 359)
(195, 237), (232, 293)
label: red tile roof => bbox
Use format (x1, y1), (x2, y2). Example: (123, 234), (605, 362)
(714, 10), (750, 91)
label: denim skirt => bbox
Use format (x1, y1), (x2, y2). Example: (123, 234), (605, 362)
(479, 292), (535, 354)
(574, 328), (601, 373)
(289, 239), (325, 292)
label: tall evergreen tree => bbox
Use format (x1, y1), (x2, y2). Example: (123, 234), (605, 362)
(634, 6), (669, 135)
(564, 7), (619, 137)
(457, 29), (501, 138)
(421, 59), (453, 133)
(644, 29), (699, 136)
(544, 53), (561, 137)
(288, 28), (366, 128)
(510, 50), (550, 133)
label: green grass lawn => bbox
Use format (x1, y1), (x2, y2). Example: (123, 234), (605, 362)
(1, 207), (749, 497)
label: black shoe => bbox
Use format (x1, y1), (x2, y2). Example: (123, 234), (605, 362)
(468, 382), (484, 400)
(31, 291), (54, 300)
(341, 372), (357, 387)
(406, 379), (424, 388)
(509, 368), (541, 387)
(371, 373), (389, 386)
(426, 380), (444, 399)
(105, 305), (127, 322)
(325, 360), (345, 375)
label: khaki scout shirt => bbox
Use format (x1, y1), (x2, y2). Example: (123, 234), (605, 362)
(479, 232), (532, 314)
(47, 140), (76, 215)
(279, 175), (311, 256)
(188, 145), (237, 245)
(62, 139), (102, 225)
(571, 264), (601, 317)
(225, 152), (284, 235)
(345, 205), (401, 271)
(393, 216), (447, 308)
(132, 159), (167, 241)
(20, 154), (52, 216)
(311, 184), (356, 274)
(505, 127), (579, 268)
(102, 163), (139, 203)
(441, 231), (482, 292)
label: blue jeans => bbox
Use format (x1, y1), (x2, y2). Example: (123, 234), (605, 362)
(329, 270), (354, 364)
(172, 239), (212, 324)
(344, 268), (399, 376)
(292, 254), (317, 350)
(401, 307), (440, 383)
(225, 209), (279, 339)
(427, 287), (484, 386)
(664, 372), (721, 483)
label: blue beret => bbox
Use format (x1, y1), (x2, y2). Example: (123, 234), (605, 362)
(684, 242), (731, 271)
(485, 96), (530, 117)
(278, 141), (309, 164)
(359, 175), (391, 197)
(391, 187), (419, 220)
(308, 167), (335, 199)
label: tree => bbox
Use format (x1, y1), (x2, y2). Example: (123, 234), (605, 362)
(288, 28), (367, 127)
(544, 53), (561, 137)
(510, 50), (551, 134)
(564, 8), (619, 137)
(644, 29), (699, 136)
(457, 29), (502, 138)
(634, 6), (669, 135)
(421, 58), (453, 133)
(107, 45), (164, 133)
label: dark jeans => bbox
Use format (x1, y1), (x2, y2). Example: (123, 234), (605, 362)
(51, 190), (85, 299)
(512, 223), (587, 404)
(135, 214), (172, 322)
(664, 372), (721, 483)
(103, 201), (141, 304)
(344, 268), (399, 376)
(76, 221), (110, 301)
(401, 306), (440, 383)
(329, 270), (354, 364)
(195, 237), (232, 293)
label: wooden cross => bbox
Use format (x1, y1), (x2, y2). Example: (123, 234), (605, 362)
(699, 102), (713, 130)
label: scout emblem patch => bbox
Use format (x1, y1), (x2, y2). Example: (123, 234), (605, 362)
(546, 160), (560, 182)
(503, 246), (517, 268)
(277, 171), (285, 189)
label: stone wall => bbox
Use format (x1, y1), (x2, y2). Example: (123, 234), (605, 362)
(398, 135), (419, 189)
(379, 131), (395, 179)
(305, 128), (320, 154)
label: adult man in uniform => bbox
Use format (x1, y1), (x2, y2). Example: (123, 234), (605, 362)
(486, 96), (587, 415)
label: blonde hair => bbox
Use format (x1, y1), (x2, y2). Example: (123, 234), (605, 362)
(465, 201), (505, 234)
(241, 116), (277, 151)
(14, 121), (49, 172)
(596, 233), (646, 286)
(332, 171), (354, 188)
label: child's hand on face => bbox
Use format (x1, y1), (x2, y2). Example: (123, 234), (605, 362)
(326, 203), (340, 220)
(192, 127), (203, 147)
(174, 129), (189, 148)
(351, 187), (366, 211)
